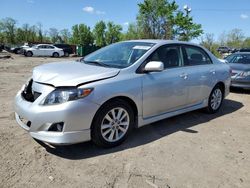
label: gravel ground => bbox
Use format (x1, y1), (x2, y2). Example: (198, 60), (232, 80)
(0, 53), (250, 188)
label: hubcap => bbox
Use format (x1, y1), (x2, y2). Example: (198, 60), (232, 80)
(101, 107), (130, 142)
(211, 88), (222, 110)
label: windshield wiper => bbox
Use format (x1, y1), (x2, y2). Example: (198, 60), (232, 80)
(83, 60), (111, 67)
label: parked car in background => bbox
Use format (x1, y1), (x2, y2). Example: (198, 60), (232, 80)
(239, 48), (250, 52)
(15, 40), (231, 147)
(11, 44), (31, 54)
(225, 52), (250, 89)
(217, 46), (232, 54)
(24, 44), (64, 57)
(54, 44), (73, 57)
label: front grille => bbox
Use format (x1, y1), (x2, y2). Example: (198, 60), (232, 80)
(21, 79), (41, 102)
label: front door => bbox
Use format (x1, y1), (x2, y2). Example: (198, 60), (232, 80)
(142, 45), (189, 118)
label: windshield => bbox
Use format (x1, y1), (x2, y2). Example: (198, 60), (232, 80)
(226, 54), (250, 64)
(82, 42), (155, 68)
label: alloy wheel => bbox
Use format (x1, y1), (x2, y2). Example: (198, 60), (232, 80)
(210, 88), (222, 110)
(101, 107), (130, 142)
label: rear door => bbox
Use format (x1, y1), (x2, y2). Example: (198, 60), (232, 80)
(44, 45), (55, 56)
(142, 45), (189, 118)
(182, 45), (216, 105)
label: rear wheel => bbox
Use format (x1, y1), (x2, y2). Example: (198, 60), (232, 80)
(91, 99), (134, 147)
(206, 85), (224, 113)
(53, 52), (59, 58)
(26, 51), (33, 57)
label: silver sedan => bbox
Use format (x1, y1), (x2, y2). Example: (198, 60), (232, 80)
(15, 40), (231, 147)
(225, 52), (250, 89)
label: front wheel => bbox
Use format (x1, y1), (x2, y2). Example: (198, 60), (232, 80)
(91, 100), (134, 147)
(206, 85), (224, 113)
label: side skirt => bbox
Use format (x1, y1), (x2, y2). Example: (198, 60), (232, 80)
(137, 99), (208, 128)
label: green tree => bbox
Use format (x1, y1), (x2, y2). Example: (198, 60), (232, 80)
(123, 23), (142, 40)
(37, 22), (43, 42)
(71, 24), (93, 46)
(0, 17), (17, 44)
(136, 0), (203, 40)
(174, 11), (203, 41)
(93, 21), (106, 47)
(60, 29), (71, 43)
(243, 37), (250, 48)
(105, 22), (122, 45)
(49, 27), (59, 43)
(200, 33), (220, 57)
(226, 29), (245, 48)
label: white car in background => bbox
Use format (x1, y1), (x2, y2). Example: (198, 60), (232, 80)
(24, 44), (64, 57)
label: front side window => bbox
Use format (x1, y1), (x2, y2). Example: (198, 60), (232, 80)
(83, 42), (155, 68)
(147, 46), (182, 69)
(37, 45), (45, 49)
(184, 46), (212, 66)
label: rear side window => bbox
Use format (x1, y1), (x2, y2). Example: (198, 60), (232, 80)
(46, 45), (55, 49)
(148, 46), (182, 69)
(183, 46), (212, 66)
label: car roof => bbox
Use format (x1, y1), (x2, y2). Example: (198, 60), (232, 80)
(123, 39), (202, 47)
(37, 44), (54, 46)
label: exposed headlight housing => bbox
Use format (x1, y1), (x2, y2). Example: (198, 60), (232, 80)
(42, 88), (93, 105)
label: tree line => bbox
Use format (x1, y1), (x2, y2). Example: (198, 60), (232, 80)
(0, 0), (204, 47)
(201, 29), (250, 57)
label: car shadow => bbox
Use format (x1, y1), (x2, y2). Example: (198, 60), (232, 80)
(37, 99), (243, 160)
(230, 87), (250, 95)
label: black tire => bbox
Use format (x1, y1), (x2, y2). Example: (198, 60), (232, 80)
(64, 52), (69, 57)
(26, 51), (33, 57)
(53, 52), (59, 58)
(91, 99), (135, 148)
(205, 84), (224, 114)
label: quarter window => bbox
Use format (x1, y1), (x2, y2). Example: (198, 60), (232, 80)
(148, 46), (182, 69)
(184, 46), (212, 66)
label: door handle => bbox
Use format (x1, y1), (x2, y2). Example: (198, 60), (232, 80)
(180, 73), (188, 79)
(210, 69), (216, 74)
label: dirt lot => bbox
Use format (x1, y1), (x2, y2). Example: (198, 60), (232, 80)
(0, 53), (250, 188)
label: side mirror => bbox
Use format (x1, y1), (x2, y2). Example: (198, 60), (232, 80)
(144, 61), (164, 72)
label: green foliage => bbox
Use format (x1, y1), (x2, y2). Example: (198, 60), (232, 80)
(136, 0), (203, 41)
(174, 11), (203, 41)
(0, 17), (17, 44)
(123, 23), (142, 40)
(60, 29), (71, 44)
(93, 21), (106, 47)
(200, 33), (221, 58)
(226, 29), (245, 48)
(105, 22), (122, 45)
(70, 24), (94, 46)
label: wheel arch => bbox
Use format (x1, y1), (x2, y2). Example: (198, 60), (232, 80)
(214, 81), (225, 97)
(90, 96), (139, 131)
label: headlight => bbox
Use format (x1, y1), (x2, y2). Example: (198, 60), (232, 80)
(240, 71), (250, 77)
(42, 88), (93, 105)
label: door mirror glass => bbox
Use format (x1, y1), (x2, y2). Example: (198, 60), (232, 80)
(144, 61), (164, 72)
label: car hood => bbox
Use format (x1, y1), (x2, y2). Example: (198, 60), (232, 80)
(32, 61), (120, 87)
(229, 63), (250, 71)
